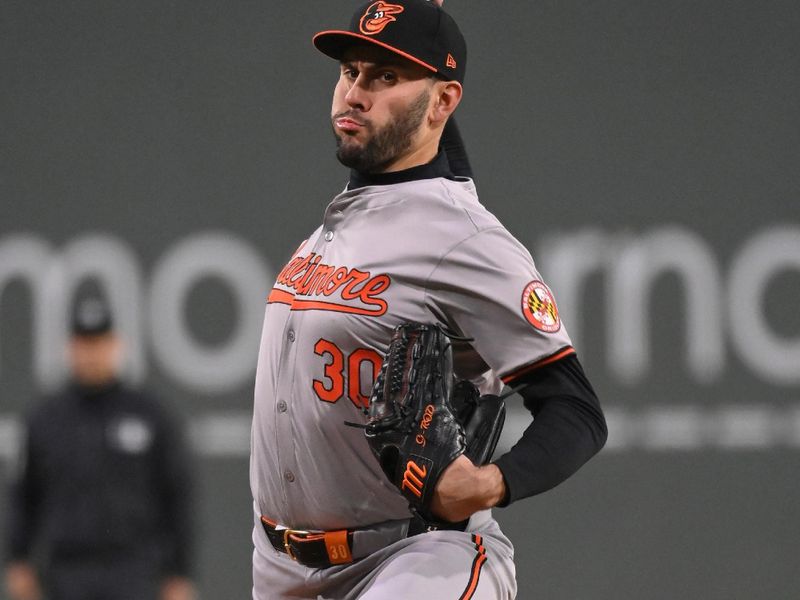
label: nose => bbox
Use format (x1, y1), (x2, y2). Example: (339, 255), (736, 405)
(344, 74), (372, 112)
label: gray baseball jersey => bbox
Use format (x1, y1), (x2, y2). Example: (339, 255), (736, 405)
(250, 175), (573, 597)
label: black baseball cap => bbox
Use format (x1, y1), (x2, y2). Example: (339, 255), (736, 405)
(313, 0), (467, 85)
(71, 295), (113, 336)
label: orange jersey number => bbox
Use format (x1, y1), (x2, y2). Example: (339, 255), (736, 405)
(313, 339), (381, 408)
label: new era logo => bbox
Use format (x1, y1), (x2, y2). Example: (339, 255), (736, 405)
(446, 53), (457, 69)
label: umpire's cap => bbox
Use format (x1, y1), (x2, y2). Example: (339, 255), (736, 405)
(313, 0), (467, 85)
(71, 294), (113, 336)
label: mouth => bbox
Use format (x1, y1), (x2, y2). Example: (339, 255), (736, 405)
(334, 117), (365, 133)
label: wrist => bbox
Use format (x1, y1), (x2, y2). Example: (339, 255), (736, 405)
(478, 463), (507, 509)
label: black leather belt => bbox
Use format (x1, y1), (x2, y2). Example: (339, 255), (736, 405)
(261, 516), (356, 568)
(261, 514), (467, 569)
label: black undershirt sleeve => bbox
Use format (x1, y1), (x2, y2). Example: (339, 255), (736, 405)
(441, 117), (473, 178)
(492, 354), (608, 505)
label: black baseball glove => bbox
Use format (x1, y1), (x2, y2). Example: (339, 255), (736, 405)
(362, 323), (505, 525)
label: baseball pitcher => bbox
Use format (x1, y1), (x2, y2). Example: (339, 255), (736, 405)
(249, 1), (607, 598)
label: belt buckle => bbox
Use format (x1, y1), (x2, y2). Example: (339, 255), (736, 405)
(282, 527), (310, 561)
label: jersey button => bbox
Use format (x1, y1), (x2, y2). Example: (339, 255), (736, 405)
(287, 330), (295, 342)
(284, 470), (295, 483)
(324, 231), (334, 242)
(277, 400), (287, 413)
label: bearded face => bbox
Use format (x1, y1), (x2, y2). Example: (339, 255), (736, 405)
(332, 87), (431, 174)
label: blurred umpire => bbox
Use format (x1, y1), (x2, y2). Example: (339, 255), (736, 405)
(3, 294), (196, 600)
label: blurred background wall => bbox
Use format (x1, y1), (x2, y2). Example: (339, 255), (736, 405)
(1, 1), (798, 598)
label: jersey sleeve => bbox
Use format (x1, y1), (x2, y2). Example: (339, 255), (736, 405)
(423, 226), (574, 382)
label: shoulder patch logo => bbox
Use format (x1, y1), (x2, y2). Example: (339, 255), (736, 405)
(521, 280), (561, 333)
(359, 1), (405, 35)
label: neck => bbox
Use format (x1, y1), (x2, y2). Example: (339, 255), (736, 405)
(73, 377), (119, 399)
(348, 149), (454, 190)
(378, 136), (440, 173)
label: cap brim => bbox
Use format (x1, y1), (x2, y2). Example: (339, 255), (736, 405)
(313, 30), (438, 75)
(72, 325), (113, 336)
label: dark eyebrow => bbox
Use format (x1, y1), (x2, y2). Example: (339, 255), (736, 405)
(339, 58), (408, 70)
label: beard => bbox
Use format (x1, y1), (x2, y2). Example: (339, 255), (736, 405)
(332, 88), (431, 173)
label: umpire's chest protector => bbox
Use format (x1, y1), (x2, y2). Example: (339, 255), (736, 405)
(250, 176), (573, 531)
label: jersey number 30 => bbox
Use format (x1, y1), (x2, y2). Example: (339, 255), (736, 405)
(313, 339), (382, 409)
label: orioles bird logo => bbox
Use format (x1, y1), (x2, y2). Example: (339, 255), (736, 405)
(359, 1), (405, 35)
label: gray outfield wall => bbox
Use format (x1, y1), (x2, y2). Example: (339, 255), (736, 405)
(2, 1), (798, 598)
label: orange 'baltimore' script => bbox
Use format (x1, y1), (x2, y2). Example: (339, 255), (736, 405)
(268, 253), (391, 316)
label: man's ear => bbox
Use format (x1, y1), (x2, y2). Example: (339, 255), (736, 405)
(430, 81), (463, 126)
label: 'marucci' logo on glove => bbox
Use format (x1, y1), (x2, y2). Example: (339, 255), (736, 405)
(401, 455), (432, 499)
(402, 403), (436, 498)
